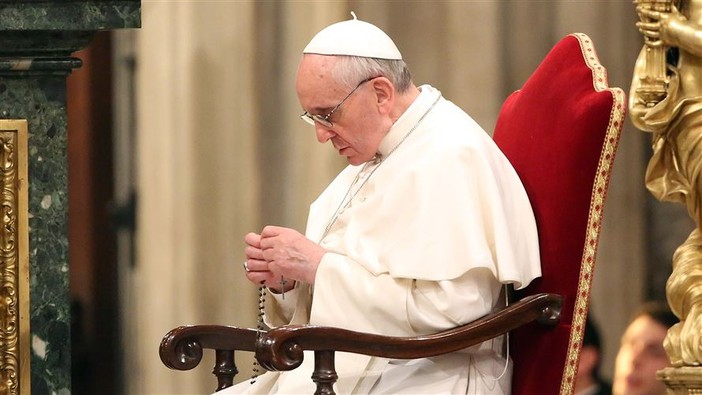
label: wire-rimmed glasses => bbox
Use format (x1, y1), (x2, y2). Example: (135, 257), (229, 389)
(300, 76), (378, 128)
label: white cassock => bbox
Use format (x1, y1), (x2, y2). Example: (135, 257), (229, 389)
(218, 85), (541, 395)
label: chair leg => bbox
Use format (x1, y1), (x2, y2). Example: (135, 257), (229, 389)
(312, 350), (338, 395)
(213, 349), (238, 391)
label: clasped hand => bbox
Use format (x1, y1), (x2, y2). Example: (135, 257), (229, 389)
(243, 225), (326, 292)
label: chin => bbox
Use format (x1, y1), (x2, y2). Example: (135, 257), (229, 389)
(345, 156), (365, 166)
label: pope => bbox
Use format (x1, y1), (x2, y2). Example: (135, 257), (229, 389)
(223, 13), (541, 395)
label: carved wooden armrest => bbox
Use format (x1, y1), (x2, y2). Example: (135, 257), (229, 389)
(257, 293), (562, 394)
(159, 294), (561, 394)
(159, 325), (262, 391)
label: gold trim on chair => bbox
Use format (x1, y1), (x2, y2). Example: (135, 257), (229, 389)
(0, 119), (30, 395)
(560, 33), (627, 395)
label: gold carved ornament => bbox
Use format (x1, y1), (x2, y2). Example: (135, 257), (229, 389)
(0, 120), (30, 395)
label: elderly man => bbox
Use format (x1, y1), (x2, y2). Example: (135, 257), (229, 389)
(224, 14), (541, 394)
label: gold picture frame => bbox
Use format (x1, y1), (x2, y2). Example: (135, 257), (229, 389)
(0, 119), (30, 395)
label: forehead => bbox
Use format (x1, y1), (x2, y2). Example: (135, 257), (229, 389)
(623, 315), (667, 343)
(296, 55), (346, 105)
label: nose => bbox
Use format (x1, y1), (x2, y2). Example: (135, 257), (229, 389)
(315, 123), (335, 143)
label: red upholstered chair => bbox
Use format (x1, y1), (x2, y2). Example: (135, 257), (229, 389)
(160, 33), (625, 395)
(493, 32), (625, 395)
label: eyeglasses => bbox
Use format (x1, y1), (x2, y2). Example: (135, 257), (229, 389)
(300, 76), (377, 128)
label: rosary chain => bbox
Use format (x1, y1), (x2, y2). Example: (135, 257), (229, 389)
(250, 283), (267, 384)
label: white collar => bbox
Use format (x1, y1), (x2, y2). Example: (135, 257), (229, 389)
(377, 85), (442, 158)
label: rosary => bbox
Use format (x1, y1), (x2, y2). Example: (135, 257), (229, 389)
(250, 276), (288, 384)
(249, 92), (441, 385)
(248, 157), (385, 384)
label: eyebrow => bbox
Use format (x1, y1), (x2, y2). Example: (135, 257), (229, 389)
(306, 105), (335, 115)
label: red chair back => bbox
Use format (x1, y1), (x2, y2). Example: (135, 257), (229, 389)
(493, 33), (626, 395)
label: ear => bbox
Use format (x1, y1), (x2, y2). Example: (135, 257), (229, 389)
(370, 77), (395, 115)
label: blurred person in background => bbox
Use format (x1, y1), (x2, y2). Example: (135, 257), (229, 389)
(612, 302), (678, 395)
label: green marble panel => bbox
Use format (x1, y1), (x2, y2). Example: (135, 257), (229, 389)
(0, 76), (70, 394)
(0, 32), (94, 57)
(0, 2), (141, 393)
(0, 1), (140, 31)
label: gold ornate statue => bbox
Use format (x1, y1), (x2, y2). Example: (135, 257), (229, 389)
(630, 0), (702, 372)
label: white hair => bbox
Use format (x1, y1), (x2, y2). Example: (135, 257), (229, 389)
(331, 56), (413, 93)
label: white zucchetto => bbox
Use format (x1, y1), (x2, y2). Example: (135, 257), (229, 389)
(303, 12), (403, 60)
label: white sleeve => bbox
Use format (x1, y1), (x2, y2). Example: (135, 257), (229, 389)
(309, 252), (501, 336)
(264, 286), (302, 327)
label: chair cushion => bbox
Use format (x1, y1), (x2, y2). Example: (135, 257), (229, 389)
(493, 33), (625, 395)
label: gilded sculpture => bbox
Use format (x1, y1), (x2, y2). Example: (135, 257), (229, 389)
(630, 0), (702, 370)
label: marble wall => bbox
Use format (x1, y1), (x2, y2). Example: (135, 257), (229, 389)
(0, 1), (139, 393)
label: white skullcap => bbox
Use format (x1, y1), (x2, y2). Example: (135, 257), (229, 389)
(303, 12), (402, 60)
